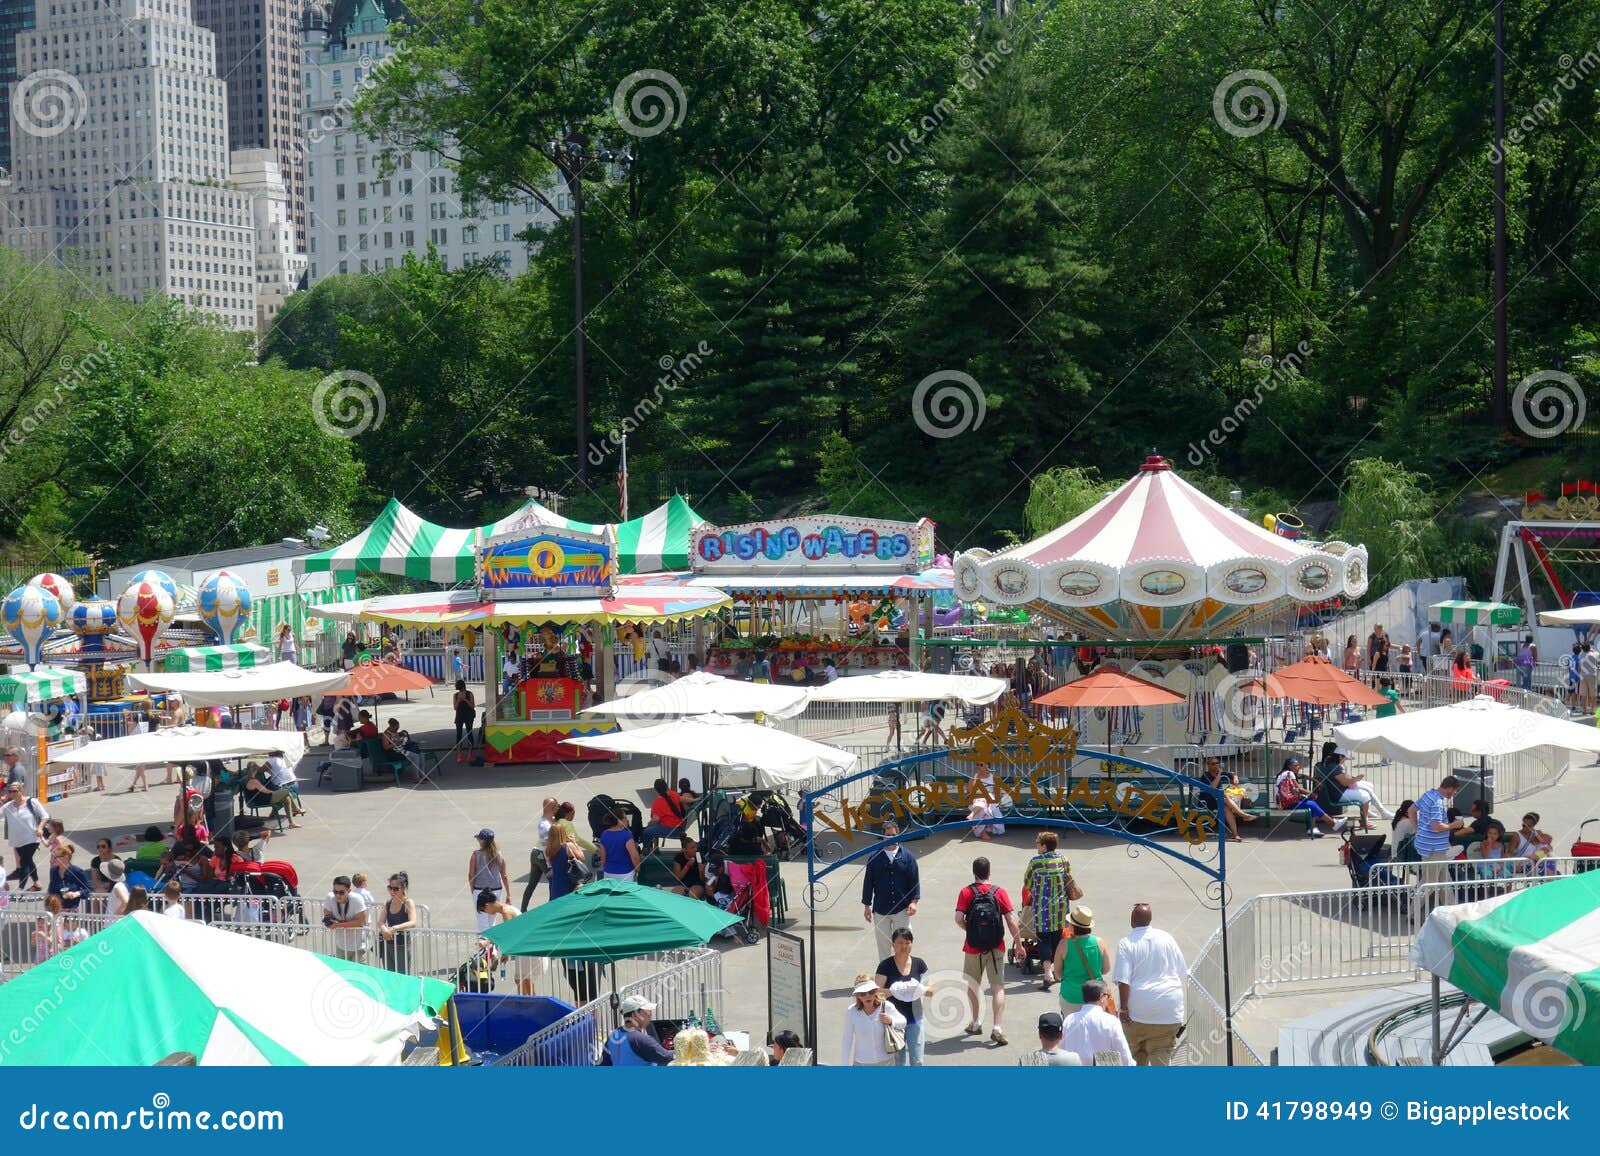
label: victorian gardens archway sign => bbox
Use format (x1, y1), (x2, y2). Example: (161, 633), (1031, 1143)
(798, 702), (1239, 1063)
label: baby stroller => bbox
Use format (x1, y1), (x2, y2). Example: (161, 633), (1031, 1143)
(588, 794), (644, 844)
(706, 856), (764, 945)
(742, 790), (806, 859)
(1572, 819), (1600, 874)
(1342, 831), (1407, 907)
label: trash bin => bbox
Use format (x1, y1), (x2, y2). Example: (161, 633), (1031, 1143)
(1452, 764), (1494, 813)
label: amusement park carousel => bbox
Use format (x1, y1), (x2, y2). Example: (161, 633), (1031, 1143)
(952, 454), (1370, 761)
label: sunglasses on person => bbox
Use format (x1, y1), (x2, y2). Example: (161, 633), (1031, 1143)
(387, 884), (403, 892)
(332, 888), (349, 897)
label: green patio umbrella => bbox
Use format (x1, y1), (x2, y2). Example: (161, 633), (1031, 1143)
(483, 879), (742, 963)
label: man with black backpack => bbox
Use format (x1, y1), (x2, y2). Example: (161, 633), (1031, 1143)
(954, 856), (1022, 1046)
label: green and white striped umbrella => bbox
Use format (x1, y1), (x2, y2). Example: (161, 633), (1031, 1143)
(1430, 600), (1522, 627)
(0, 912), (454, 1066)
(1412, 874), (1600, 1065)
(0, 665), (85, 705)
(616, 494), (702, 573)
(158, 643), (270, 673)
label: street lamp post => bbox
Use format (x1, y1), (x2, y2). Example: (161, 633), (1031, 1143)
(550, 133), (633, 486)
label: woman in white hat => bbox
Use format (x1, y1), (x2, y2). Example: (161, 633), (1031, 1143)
(1053, 904), (1112, 1016)
(841, 976), (905, 1066)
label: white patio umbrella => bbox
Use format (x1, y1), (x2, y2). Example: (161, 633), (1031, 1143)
(803, 669), (1008, 705)
(51, 725), (305, 768)
(582, 671), (809, 721)
(1537, 605), (1600, 627)
(127, 661), (349, 707)
(570, 713), (858, 790)
(1334, 695), (1600, 773)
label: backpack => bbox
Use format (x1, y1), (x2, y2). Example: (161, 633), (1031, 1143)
(1276, 774), (1303, 809)
(964, 883), (1005, 952)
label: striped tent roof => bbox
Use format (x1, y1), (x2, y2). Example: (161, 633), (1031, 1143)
(1412, 874), (1600, 1065)
(1431, 600), (1522, 627)
(0, 665), (86, 704)
(248, 583), (362, 645)
(297, 496), (700, 581)
(158, 643), (271, 673)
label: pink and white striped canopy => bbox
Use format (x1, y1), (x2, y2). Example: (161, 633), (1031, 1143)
(955, 456), (1367, 635)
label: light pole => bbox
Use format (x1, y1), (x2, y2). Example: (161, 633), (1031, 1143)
(549, 133), (633, 486)
(1492, 0), (1510, 431)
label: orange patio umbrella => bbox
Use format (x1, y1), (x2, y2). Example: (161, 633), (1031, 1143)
(1254, 655), (1388, 707)
(326, 660), (437, 698)
(1034, 667), (1184, 751)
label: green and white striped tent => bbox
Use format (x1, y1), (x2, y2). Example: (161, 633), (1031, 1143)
(158, 642), (270, 673)
(1430, 600), (1523, 627)
(297, 495), (702, 581)
(0, 665), (86, 705)
(0, 911), (454, 1065)
(1412, 873), (1600, 1065)
(248, 583), (362, 645)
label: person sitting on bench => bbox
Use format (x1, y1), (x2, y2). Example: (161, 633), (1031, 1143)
(1274, 757), (1347, 840)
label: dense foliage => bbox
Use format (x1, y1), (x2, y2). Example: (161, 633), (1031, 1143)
(5, 0), (1599, 591)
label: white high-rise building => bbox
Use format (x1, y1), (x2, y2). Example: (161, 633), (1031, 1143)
(231, 148), (306, 331)
(0, 0), (267, 330)
(302, 0), (558, 284)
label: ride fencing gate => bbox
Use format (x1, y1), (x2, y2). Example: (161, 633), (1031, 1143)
(799, 702), (1241, 1063)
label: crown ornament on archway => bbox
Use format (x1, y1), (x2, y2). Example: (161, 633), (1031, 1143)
(948, 695), (1077, 771)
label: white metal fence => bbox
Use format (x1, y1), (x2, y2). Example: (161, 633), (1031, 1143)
(1183, 862), (1585, 1064)
(492, 947), (724, 1067)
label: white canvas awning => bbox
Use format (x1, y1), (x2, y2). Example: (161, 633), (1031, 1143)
(1334, 694), (1600, 762)
(571, 713), (858, 789)
(804, 669), (1008, 705)
(1538, 605), (1600, 627)
(127, 661), (349, 707)
(583, 671), (810, 721)
(51, 725), (305, 768)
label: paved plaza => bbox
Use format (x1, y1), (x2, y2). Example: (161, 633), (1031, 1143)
(42, 694), (1600, 1066)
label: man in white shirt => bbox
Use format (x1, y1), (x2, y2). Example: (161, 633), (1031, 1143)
(2, 781), (47, 889)
(1059, 981), (1133, 1066)
(1110, 903), (1188, 1066)
(648, 631), (671, 670)
(1018, 1011), (1083, 1066)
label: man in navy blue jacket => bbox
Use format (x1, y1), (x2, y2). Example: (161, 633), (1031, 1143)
(862, 818), (920, 960)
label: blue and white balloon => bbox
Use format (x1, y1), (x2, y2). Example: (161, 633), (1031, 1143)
(197, 570), (253, 644)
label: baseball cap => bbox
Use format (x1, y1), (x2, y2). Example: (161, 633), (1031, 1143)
(618, 995), (656, 1015)
(476, 828), (494, 841)
(1038, 1011), (1063, 1032)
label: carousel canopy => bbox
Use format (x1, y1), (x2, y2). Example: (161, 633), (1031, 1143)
(1412, 874), (1600, 1066)
(298, 497), (703, 582)
(954, 455), (1368, 639)
(348, 586), (732, 627)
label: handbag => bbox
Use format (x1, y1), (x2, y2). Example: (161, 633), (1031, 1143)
(1066, 873), (1084, 902)
(882, 1021), (906, 1053)
(1016, 904), (1038, 941)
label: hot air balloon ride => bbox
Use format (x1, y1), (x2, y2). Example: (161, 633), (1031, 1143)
(27, 572), (77, 619)
(197, 570), (253, 644)
(130, 569), (179, 609)
(116, 579), (175, 670)
(2, 583), (62, 670)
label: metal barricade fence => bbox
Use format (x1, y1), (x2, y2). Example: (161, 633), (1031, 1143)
(492, 947), (722, 1067)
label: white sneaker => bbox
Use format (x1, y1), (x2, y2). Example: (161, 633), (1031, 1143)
(1331, 817), (1349, 832)
(1308, 827), (1325, 838)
